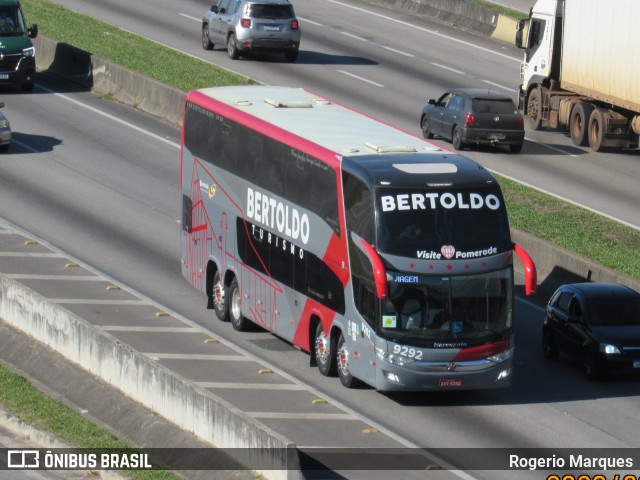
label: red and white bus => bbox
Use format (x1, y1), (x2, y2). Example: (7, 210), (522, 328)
(180, 86), (536, 391)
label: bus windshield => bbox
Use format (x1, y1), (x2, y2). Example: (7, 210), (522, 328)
(375, 185), (512, 256)
(380, 268), (513, 346)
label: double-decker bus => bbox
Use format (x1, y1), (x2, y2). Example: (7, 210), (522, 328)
(180, 86), (536, 391)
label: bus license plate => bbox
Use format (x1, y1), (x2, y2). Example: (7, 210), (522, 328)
(633, 360), (640, 368)
(439, 378), (463, 388)
(0, 74), (8, 80)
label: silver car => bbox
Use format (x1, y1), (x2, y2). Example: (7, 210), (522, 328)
(202, 0), (301, 62)
(0, 102), (11, 152)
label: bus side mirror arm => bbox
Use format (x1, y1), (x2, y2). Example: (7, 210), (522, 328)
(513, 243), (537, 296)
(360, 240), (388, 299)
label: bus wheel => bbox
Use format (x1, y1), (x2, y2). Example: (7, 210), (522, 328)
(229, 278), (250, 331)
(212, 271), (229, 322)
(336, 332), (356, 388)
(315, 323), (336, 377)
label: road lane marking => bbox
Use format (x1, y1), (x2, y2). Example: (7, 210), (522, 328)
(340, 31), (368, 42)
(101, 326), (198, 332)
(197, 382), (307, 389)
(143, 353), (251, 361)
(326, 0), (521, 62)
(431, 62), (465, 75)
(337, 70), (384, 87)
(382, 46), (414, 57)
(51, 299), (148, 305)
(248, 412), (354, 420)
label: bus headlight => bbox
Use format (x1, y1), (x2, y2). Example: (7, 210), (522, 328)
(23, 46), (35, 57)
(599, 343), (621, 355)
(487, 346), (514, 363)
(375, 347), (414, 366)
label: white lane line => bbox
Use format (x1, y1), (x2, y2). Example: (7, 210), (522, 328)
(5, 274), (104, 281)
(340, 31), (368, 42)
(178, 13), (200, 22)
(337, 70), (384, 87)
(36, 85), (180, 149)
(482, 79), (518, 93)
(431, 62), (465, 75)
(143, 353), (252, 361)
(197, 382), (307, 390)
(51, 299), (148, 305)
(248, 412), (355, 420)
(298, 16), (324, 27)
(101, 326), (198, 332)
(382, 45), (414, 57)
(0, 252), (64, 257)
(326, 0), (521, 62)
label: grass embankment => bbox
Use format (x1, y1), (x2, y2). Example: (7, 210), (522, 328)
(5, 0), (638, 460)
(0, 363), (178, 479)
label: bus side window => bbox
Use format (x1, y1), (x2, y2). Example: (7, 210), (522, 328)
(182, 195), (193, 233)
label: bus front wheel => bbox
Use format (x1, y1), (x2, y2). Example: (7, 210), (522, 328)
(336, 332), (356, 388)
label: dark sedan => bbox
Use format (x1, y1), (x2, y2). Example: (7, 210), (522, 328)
(543, 283), (640, 379)
(420, 88), (525, 153)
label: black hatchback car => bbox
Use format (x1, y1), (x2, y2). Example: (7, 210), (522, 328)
(543, 283), (640, 378)
(420, 88), (525, 153)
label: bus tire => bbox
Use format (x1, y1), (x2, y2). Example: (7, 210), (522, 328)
(229, 278), (250, 331)
(315, 322), (336, 377)
(213, 271), (229, 322)
(337, 332), (357, 388)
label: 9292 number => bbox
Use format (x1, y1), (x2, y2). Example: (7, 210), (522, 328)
(392, 344), (423, 360)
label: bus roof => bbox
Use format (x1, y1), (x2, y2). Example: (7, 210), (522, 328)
(195, 85), (444, 157)
(193, 85), (497, 188)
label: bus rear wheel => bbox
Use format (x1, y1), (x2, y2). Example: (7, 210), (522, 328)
(213, 271), (229, 322)
(336, 332), (356, 388)
(315, 323), (336, 376)
(229, 278), (250, 331)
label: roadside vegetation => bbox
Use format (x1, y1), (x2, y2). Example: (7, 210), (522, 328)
(0, 363), (178, 479)
(19, 0), (640, 282)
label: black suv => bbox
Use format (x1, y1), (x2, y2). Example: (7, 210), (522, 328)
(420, 88), (525, 153)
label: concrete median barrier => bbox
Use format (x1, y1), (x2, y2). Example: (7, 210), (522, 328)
(0, 276), (299, 480)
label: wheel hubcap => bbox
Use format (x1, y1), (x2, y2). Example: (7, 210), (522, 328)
(231, 288), (241, 319)
(213, 282), (224, 310)
(315, 334), (329, 364)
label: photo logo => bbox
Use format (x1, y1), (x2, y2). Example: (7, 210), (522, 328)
(7, 450), (40, 469)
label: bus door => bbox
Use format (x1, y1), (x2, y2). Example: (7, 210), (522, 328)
(185, 179), (214, 291)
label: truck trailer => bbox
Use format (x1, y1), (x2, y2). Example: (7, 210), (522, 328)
(516, 0), (640, 152)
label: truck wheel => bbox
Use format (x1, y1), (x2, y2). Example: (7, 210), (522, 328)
(588, 108), (607, 152)
(570, 102), (594, 146)
(527, 88), (543, 130)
